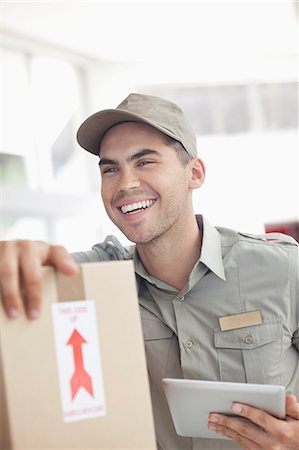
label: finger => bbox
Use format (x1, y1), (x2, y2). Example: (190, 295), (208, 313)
(19, 243), (79, 319)
(208, 421), (263, 450)
(0, 241), (22, 318)
(0, 241), (79, 320)
(209, 414), (274, 449)
(231, 403), (285, 432)
(231, 403), (299, 442)
(286, 395), (299, 420)
(19, 244), (43, 319)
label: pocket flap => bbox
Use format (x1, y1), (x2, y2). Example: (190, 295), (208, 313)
(214, 321), (282, 349)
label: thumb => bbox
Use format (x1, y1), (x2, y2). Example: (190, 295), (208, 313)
(286, 394), (299, 419)
(42, 244), (79, 275)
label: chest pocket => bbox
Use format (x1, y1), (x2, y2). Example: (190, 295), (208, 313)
(214, 321), (283, 384)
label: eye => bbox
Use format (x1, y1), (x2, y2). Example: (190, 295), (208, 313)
(137, 160), (153, 167)
(102, 166), (119, 174)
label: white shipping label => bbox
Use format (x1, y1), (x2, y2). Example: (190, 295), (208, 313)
(51, 300), (106, 422)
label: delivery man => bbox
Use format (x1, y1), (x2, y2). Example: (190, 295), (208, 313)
(0, 93), (298, 450)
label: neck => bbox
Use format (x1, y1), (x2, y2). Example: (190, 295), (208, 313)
(136, 215), (202, 291)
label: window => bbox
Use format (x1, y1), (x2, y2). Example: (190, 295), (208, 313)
(141, 83), (298, 135)
(1, 48), (102, 249)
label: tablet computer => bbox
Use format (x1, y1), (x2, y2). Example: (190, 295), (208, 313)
(162, 378), (286, 440)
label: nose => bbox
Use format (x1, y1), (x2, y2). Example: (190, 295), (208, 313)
(117, 167), (141, 192)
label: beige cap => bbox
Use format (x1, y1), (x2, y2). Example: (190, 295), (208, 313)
(76, 93), (197, 157)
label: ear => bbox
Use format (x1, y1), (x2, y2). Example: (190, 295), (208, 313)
(188, 158), (205, 190)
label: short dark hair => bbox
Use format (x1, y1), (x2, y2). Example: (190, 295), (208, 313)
(162, 135), (193, 166)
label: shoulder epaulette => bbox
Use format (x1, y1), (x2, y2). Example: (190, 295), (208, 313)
(238, 232), (298, 246)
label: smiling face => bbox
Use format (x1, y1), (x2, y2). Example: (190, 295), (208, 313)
(99, 122), (204, 244)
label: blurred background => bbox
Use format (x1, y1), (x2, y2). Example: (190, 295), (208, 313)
(1, 0), (298, 251)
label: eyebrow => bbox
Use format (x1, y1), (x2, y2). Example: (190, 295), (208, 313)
(99, 149), (160, 166)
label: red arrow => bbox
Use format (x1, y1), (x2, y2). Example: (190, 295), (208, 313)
(66, 329), (94, 400)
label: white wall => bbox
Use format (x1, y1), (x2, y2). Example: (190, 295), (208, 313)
(195, 131), (298, 234)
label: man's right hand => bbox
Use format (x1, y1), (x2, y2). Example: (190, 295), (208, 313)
(0, 240), (79, 319)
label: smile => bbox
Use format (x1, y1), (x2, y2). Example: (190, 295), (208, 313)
(120, 199), (155, 214)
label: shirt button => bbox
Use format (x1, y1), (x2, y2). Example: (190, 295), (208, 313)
(185, 340), (194, 348)
(178, 296), (184, 302)
(244, 335), (253, 344)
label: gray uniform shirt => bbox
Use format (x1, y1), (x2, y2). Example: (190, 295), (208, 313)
(73, 216), (299, 450)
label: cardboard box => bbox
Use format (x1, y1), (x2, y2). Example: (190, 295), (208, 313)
(0, 261), (157, 450)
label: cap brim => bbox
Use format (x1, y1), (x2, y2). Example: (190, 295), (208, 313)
(76, 109), (179, 155)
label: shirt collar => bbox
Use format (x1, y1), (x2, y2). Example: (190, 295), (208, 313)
(199, 216), (226, 280)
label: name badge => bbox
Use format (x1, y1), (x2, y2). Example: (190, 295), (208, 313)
(218, 310), (263, 331)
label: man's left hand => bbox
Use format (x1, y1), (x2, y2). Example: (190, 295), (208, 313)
(208, 394), (299, 449)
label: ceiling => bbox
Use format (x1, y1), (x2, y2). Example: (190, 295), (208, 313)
(1, 1), (297, 63)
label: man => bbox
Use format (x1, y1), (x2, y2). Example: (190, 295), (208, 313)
(0, 93), (298, 450)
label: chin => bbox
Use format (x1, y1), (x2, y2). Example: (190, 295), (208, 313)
(121, 229), (154, 244)
(123, 234), (150, 244)
(113, 219), (159, 244)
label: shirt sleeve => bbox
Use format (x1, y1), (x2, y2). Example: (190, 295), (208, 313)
(292, 245), (299, 351)
(71, 235), (134, 264)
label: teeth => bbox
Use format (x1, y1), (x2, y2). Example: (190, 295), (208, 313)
(120, 199), (154, 214)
